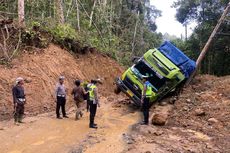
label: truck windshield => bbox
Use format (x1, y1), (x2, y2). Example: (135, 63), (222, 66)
(133, 60), (166, 90)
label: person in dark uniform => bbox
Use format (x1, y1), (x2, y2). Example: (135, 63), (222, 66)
(88, 80), (100, 128)
(55, 76), (68, 119)
(141, 76), (152, 125)
(71, 80), (87, 120)
(12, 77), (26, 125)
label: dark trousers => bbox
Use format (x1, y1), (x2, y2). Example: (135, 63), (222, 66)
(142, 97), (150, 124)
(14, 104), (24, 122)
(89, 101), (97, 125)
(86, 99), (90, 112)
(56, 96), (66, 117)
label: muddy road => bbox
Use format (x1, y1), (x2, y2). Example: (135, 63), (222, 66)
(0, 96), (141, 153)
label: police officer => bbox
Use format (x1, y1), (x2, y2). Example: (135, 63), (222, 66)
(55, 76), (68, 119)
(12, 77), (26, 125)
(88, 79), (100, 128)
(141, 76), (152, 125)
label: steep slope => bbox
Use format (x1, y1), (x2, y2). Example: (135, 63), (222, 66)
(0, 44), (124, 120)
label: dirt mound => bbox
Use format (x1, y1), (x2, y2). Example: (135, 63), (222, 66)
(0, 44), (124, 120)
(167, 75), (230, 151)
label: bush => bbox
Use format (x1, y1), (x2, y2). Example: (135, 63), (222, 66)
(49, 24), (77, 41)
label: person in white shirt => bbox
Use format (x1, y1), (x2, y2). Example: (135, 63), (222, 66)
(55, 76), (68, 119)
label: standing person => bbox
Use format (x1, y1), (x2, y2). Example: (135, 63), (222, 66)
(141, 76), (152, 125)
(71, 80), (87, 120)
(55, 76), (68, 119)
(88, 80), (100, 129)
(12, 77), (26, 125)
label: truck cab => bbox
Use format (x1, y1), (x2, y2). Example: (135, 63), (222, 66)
(115, 41), (195, 106)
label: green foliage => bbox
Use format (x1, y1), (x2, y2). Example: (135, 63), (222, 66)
(49, 24), (76, 41)
(1, 0), (164, 66)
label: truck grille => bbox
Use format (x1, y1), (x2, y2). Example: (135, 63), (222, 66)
(123, 76), (142, 99)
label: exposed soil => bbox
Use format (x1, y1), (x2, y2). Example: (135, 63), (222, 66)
(0, 44), (124, 120)
(123, 75), (230, 153)
(0, 44), (229, 153)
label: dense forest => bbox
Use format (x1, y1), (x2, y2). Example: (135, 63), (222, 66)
(0, 0), (229, 76)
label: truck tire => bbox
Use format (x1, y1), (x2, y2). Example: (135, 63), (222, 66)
(114, 86), (121, 94)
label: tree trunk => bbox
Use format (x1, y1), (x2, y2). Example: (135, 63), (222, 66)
(18, 0), (25, 28)
(76, 0), (80, 31)
(89, 0), (97, 28)
(131, 11), (139, 56)
(186, 2), (230, 85)
(55, 0), (65, 24)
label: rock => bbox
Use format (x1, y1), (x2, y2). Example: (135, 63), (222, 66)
(24, 77), (32, 83)
(186, 99), (191, 103)
(159, 101), (167, 106)
(122, 133), (135, 144)
(169, 97), (177, 104)
(153, 130), (164, 136)
(208, 118), (218, 124)
(43, 105), (50, 110)
(183, 106), (189, 111)
(152, 113), (168, 126)
(195, 108), (206, 116)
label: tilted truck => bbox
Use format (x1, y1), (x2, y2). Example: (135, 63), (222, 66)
(115, 41), (196, 106)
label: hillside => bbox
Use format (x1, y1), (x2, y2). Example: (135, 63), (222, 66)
(0, 44), (124, 120)
(122, 75), (230, 153)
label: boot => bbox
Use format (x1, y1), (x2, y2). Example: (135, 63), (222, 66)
(80, 111), (83, 117)
(89, 121), (97, 129)
(14, 114), (18, 123)
(18, 114), (24, 123)
(14, 115), (20, 125)
(75, 112), (80, 120)
(89, 124), (98, 129)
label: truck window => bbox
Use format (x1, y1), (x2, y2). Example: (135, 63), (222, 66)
(133, 60), (166, 90)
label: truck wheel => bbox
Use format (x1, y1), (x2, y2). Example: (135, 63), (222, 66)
(114, 86), (121, 94)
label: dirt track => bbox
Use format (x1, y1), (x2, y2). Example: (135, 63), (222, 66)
(0, 96), (141, 153)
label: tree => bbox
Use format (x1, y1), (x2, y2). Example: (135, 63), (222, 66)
(18, 0), (25, 27)
(75, 0), (80, 31)
(0, 0), (163, 66)
(174, 0), (230, 76)
(56, 0), (65, 24)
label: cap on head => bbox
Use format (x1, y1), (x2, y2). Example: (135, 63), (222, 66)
(16, 77), (24, 84)
(59, 76), (65, 80)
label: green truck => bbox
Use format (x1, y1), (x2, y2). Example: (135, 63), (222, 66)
(115, 41), (196, 106)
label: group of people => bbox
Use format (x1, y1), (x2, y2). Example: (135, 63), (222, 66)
(12, 75), (151, 128)
(12, 76), (100, 129)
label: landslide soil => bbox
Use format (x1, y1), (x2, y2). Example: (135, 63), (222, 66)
(124, 75), (230, 153)
(0, 44), (123, 120)
(0, 44), (229, 153)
